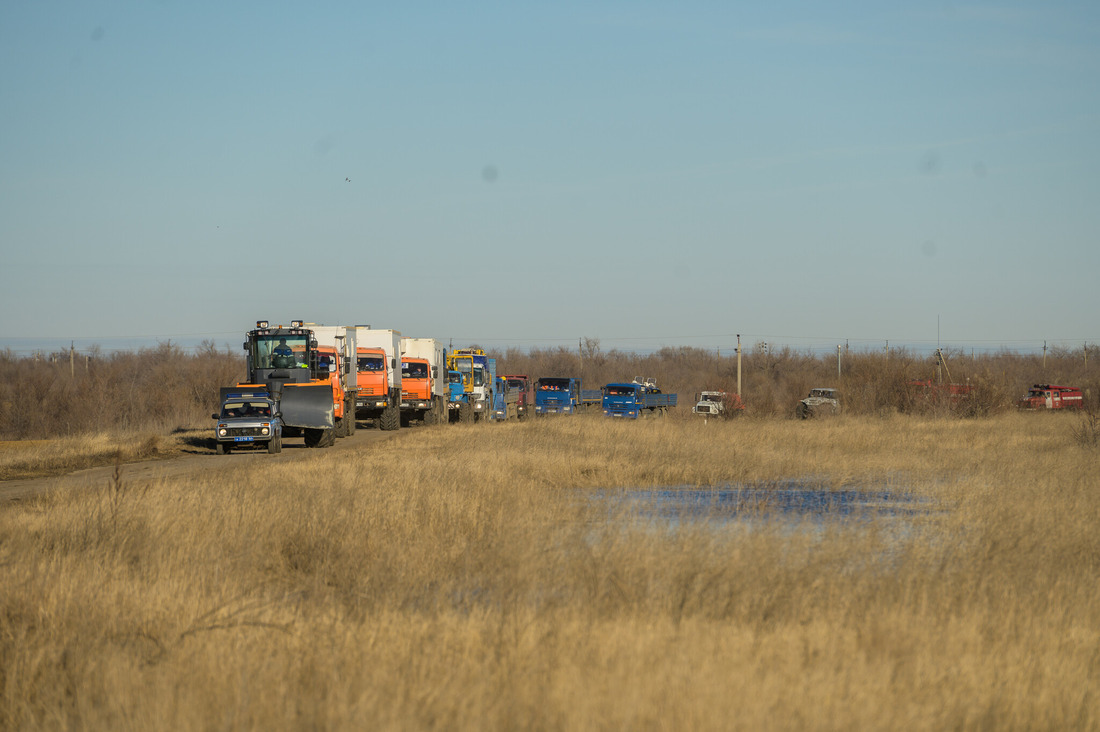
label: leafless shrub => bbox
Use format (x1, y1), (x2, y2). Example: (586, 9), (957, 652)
(0, 342), (243, 439)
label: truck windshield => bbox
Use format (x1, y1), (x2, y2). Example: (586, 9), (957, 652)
(454, 360), (486, 387)
(357, 356), (384, 371)
(402, 362), (428, 379)
(221, 401), (272, 418)
(252, 335), (309, 369)
(448, 372), (462, 385)
(537, 378), (570, 391)
(605, 386), (636, 396)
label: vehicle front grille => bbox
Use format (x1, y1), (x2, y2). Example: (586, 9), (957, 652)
(226, 427), (264, 437)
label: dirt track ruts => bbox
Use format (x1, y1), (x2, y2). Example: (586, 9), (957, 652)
(0, 425), (405, 504)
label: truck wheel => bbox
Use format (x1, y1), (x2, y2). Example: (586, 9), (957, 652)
(318, 428), (336, 447)
(380, 404), (400, 431)
(304, 428), (322, 447)
(335, 416), (347, 438)
(267, 436), (281, 454)
(216, 443), (228, 455)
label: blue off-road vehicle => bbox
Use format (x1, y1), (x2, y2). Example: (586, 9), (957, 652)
(212, 389), (283, 454)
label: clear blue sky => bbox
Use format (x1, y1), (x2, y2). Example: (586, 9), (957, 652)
(2, 2), (1098, 355)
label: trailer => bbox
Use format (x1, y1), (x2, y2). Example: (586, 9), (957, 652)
(602, 378), (678, 418)
(400, 337), (447, 425)
(1018, 384), (1084, 410)
(580, 389), (603, 410)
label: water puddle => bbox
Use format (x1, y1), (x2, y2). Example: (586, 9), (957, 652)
(598, 482), (932, 530)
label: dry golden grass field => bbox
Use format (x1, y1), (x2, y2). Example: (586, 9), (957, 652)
(2, 412), (1099, 730)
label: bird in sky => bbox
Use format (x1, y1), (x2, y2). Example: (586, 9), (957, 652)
(345, 177), (350, 183)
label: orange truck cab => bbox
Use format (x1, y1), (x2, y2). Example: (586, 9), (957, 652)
(353, 327), (403, 430)
(399, 337), (447, 426)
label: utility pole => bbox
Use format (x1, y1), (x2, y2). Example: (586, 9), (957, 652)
(1043, 341), (1047, 371)
(837, 345), (842, 380)
(70, 341), (74, 379)
(736, 334), (742, 397)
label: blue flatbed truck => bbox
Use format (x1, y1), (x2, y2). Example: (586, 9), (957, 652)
(602, 380), (678, 418)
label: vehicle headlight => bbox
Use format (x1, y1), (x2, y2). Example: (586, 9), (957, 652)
(218, 428), (227, 437)
(261, 426), (270, 436)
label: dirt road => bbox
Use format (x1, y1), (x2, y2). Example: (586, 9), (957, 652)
(0, 425), (405, 504)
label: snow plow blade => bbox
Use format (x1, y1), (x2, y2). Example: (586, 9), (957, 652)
(278, 383), (335, 430)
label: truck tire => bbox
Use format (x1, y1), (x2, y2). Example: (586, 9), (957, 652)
(380, 403), (400, 431)
(318, 428), (336, 447)
(304, 428), (323, 447)
(216, 443), (228, 455)
(335, 416), (347, 438)
(267, 436), (281, 454)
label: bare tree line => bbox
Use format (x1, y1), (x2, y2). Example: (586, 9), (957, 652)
(2, 340), (1096, 439)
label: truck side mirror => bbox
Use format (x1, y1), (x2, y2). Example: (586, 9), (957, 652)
(212, 413), (219, 420)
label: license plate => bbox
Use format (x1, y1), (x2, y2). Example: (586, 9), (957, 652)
(233, 436), (255, 442)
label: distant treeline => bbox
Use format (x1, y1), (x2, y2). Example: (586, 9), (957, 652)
(0, 341), (242, 440)
(2, 340), (1097, 439)
(498, 340), (1099, 418)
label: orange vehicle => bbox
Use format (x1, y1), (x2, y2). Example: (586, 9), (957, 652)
(399, 337), (447, 426)
(315, 343), (355, 438)
(353, 327), (402, 431)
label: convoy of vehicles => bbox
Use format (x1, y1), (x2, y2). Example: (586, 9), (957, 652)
(216, 322), (1091, 454)
(602, 378), (678, 419)
(233, 320), (356, 448)
(1018, 384), (1084, 410)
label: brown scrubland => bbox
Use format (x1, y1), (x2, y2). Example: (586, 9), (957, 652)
(2, 340), (1097, 440)
(1, 343), (1099, 729)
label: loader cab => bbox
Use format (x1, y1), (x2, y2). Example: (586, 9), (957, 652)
(245, 327), (317, 384)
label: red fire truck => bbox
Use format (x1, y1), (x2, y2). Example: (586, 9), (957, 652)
(1017, 384), (1084, 410)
